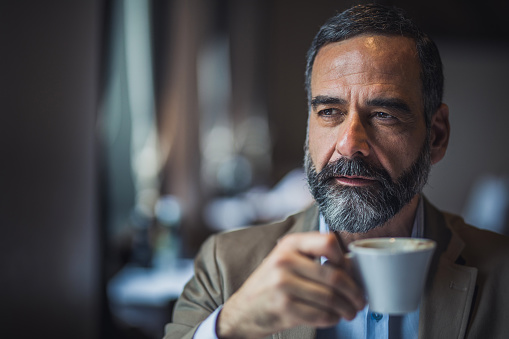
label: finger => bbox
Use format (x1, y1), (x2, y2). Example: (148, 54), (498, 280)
(320, 261), (366, 310)
(272, 232), (365, 312)
(280, 272), (361, 321)
(272, 249), (365, 311)
(340, 254), (363, 286)
(333, 231), (349, 256)
(295, 259), (365, 310)
(277, 232), (343, 264)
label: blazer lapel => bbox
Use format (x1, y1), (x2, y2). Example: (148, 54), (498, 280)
(419, 199), (478, 339)
(287, 204), (320, 234)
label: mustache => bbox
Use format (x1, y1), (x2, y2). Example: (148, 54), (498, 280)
(316, 157), (393, 186)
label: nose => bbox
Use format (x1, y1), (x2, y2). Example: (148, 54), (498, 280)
(335, 113), (370, 158)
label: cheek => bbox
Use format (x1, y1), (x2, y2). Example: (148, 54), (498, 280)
(307, 122), (337, 172)
(372, 132), (424, 179)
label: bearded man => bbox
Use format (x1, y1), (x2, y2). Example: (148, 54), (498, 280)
(165, 4), (509, 339)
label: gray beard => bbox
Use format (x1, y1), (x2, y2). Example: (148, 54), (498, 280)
(304, 137), (431, 233)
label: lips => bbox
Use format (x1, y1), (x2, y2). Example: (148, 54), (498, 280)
(334, 175), (377, 186)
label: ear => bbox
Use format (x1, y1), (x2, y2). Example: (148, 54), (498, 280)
(429, 103), (450, 165)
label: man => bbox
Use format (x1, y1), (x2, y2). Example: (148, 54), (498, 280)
(165, 4), (509, 339)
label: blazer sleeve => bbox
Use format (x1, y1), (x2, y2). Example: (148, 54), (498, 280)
(164, 235), (224, 339)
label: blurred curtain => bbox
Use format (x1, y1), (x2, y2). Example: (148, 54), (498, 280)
(155, 0), (271, 254)
(100, 0), (161, 268)
(155, 0), (211, 254)
(100, 0), (272, 259)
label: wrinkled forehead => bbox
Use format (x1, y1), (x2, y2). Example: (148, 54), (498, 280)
(309, 35), (423, 107)
(312, 35), (420, 86)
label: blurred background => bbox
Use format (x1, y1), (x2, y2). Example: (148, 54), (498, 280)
(1, 0), (508, 338)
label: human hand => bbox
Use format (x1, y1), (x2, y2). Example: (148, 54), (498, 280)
(216, 232), (366, 339)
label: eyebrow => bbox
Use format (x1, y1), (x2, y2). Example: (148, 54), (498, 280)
(311, 96), (347, 109)
(311, 95), (413, 115)
(366, 98), (412, 114)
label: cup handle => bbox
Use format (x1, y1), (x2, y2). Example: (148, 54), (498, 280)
(343, 252), (363, 287)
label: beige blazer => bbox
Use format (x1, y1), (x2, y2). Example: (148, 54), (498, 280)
(165, 198), (509, 338)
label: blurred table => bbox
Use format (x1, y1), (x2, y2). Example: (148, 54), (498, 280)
(108, 259), (194, 338)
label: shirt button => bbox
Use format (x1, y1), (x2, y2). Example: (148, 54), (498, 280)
(371, 312), (383, 322)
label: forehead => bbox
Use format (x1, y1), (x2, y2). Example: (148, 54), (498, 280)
(311, 35), (421, 100)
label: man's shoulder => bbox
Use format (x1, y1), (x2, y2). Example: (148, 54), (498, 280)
(424, 198), (509, 255)
(444, 211), (509, 247)
(442, 211), (509, 268)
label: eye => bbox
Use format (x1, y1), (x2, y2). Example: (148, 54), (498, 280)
(375, 111), (394, 119)
(372, 111), (400, 126)
(317, 108), (341, 117)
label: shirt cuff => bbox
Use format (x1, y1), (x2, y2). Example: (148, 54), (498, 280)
(193, 305), (223, 339)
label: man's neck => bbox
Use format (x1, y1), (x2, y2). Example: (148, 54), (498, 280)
(338, 194), (421, 246)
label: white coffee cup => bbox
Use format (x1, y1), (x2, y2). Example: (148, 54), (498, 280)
(347, 237), (436, 314)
